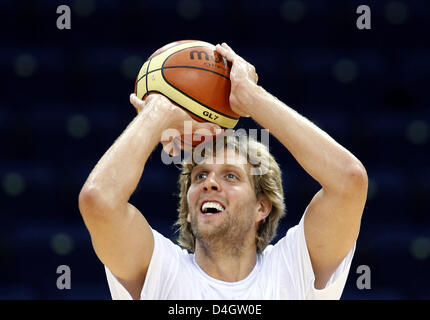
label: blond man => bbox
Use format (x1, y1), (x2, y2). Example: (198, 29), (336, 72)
(79, 43), (368, 300)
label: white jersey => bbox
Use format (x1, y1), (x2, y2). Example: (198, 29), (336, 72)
(105, 212), (356, 300)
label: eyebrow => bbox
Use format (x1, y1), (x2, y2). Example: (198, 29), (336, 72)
(192, 163), (249, 178)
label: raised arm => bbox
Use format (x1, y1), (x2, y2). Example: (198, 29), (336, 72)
(78, 94), (219, 299)
(216, 43), (368, 289)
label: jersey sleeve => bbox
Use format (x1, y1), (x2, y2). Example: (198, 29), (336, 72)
(272, 207), (356, 299)
(104, 228), (186, 300)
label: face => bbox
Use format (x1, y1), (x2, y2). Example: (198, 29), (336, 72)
(186, 152), (269, 251)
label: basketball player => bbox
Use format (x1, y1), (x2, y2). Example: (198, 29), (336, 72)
(78, 43), (368, 299)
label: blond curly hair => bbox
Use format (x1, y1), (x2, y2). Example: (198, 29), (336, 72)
(174, 134), (286, 253)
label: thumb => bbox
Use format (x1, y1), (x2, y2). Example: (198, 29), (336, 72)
(130, 93), (144, 113)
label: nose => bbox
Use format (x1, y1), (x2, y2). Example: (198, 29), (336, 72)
(202, 172), (221, 192)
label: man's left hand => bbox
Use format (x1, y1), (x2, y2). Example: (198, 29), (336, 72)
(215, 43), (259, 117)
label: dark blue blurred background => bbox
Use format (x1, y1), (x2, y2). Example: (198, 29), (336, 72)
(1, 0), (429, 299)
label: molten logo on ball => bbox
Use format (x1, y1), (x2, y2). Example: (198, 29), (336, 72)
(189, 50), (227, 65)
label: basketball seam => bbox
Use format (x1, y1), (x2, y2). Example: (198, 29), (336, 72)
(163, 66), (230, 80)
(141, 66), (230, 82)
(161, 72), (239, 121)
(136, 63), (148, 84)
(145, 58), (152, 95)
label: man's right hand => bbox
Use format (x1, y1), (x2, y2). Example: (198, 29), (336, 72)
(130, 93), (223, 155)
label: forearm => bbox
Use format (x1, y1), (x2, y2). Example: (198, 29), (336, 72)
(81, 103), (169, 208)
(246, 84), (365, 193)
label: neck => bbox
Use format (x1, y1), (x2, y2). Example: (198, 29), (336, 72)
(194, 238), (258, 282)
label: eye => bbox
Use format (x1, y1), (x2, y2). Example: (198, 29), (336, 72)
(195, 172), (207, 181)
(226, 173), (237, 180)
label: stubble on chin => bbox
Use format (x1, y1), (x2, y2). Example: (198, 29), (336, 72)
(190, 209), (254, 256)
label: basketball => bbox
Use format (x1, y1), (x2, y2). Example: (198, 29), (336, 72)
(134, 40), (240, 130)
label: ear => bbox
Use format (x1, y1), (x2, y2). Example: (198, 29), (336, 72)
(186, 212), (191, 223)
(255, 194), (272, 223)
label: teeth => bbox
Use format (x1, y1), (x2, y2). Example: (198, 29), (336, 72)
(202, 201), (225, 213)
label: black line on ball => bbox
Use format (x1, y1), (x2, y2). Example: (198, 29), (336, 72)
(136, 64), (148, 83)
(163, 66), (230, 80)
(161, 69), (239, 121)
(145, 58), (152, 94)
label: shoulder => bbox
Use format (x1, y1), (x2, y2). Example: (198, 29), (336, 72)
(151, 228), (191, 259)
(261, 222), (301, 259)
(141, 229), (195, 299)
(260, 213), (356, 299)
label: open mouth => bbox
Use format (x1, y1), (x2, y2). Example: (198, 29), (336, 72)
(200, 201), (225, 216)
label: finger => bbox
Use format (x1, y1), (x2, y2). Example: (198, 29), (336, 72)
(219, 42), (236, 57)
(130, 94), (139, 113)
(130, 93), (136, 104)
(130, 93), (145, 113)
(221, 42), (235, 54)
(130, 93), (140, 113)
(215, 44), (235, 62)
(221, 43), (238, 59)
